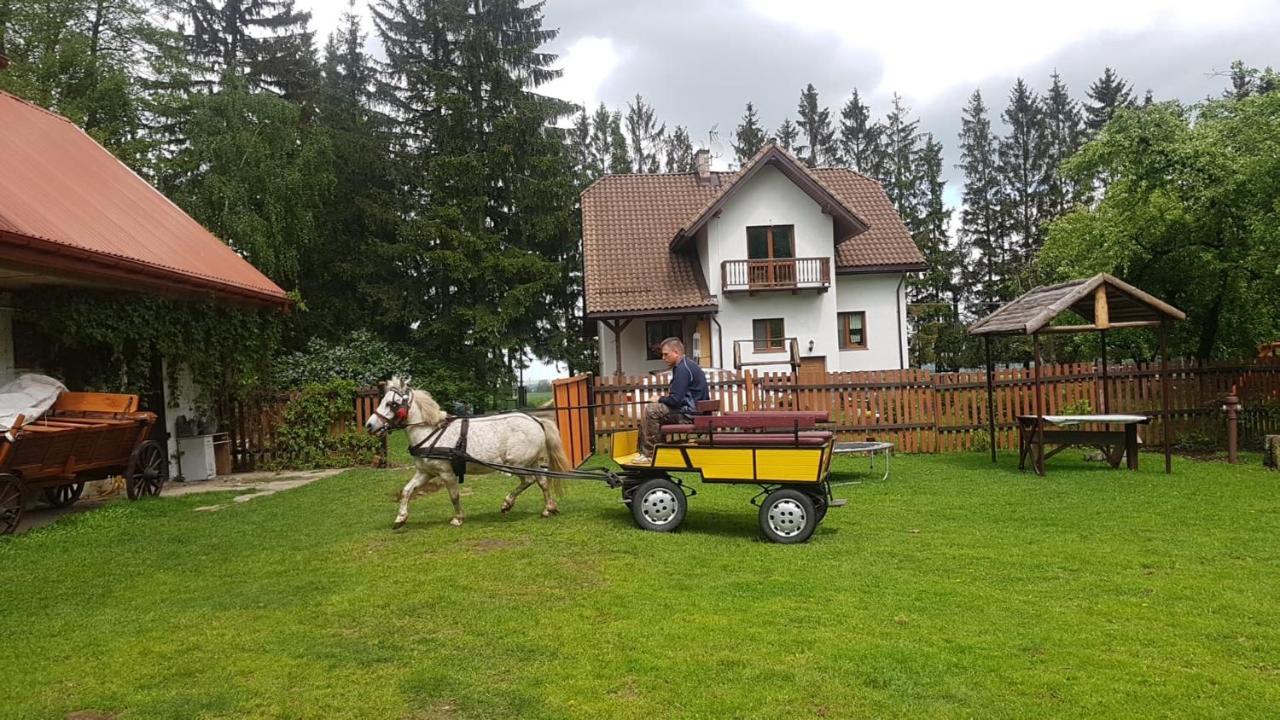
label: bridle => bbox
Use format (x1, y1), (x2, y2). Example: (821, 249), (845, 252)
(372, 386), (413, 430)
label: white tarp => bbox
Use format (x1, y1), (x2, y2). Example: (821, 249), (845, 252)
(0, 374), (67, 431)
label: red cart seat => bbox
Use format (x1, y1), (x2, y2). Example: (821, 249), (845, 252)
(697, 431), (833, 447)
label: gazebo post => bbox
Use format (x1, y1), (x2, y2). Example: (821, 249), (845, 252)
(1033, 333), (1045, 476)
(1160, 320), (1172, 474)
(1099, 331), (1110, 414)
(984, 335), (997, 463)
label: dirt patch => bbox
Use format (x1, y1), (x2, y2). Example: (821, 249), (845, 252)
(463, 535), (531, 555)
(403, 700), (458, 719)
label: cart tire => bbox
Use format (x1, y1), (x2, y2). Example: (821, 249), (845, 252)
(629, 477), (686, 532)
(0, 473), (24, 535)
(126, 440), (167, 500)
(42, 482), (84, 509)
(759, 488), (817, 544)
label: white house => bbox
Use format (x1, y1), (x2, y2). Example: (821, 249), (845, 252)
(582, 144), (926, 378)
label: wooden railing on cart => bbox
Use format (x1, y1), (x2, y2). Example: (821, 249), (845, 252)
(591, 359), (1280, 453)
(220, 386), (387, 472)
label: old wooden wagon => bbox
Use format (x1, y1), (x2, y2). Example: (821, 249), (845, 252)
(0, 392), (166, 534)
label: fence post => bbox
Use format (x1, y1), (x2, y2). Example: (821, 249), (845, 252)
(1223, 386), (1240, 464)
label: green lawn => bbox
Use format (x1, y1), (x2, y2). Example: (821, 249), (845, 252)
(2, 445), (1278, 719)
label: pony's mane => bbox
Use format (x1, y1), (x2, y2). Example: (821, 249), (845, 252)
(410, 387), (446, 426)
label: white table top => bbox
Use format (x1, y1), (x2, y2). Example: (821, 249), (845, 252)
(1031, 414), (1150, 425)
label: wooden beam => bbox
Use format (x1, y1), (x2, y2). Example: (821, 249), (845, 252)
(985, 335), (997, 463)
(1033, 334), (1045, 476)
(1094, 285), (1110, 329)
(1161, 321), (1172, 474)
(1038, 320), (1162, 334)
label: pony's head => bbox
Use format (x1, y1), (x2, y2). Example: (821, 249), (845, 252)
(365, 376), (414, 436)
(365, 377), (446, 436)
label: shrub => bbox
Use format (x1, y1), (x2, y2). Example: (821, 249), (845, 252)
(266, 379), (383, 470)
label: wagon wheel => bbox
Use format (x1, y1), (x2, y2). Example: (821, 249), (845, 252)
(811, 493), (829, 524)
(42, 482), (85, 509)
(0, 473), (24, 535)
(126, 441), (167, 500)
(628, 476), (687, 532)
(758, 488), (817, 544)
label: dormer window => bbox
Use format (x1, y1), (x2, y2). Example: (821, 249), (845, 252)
(747, 225), (794, 260)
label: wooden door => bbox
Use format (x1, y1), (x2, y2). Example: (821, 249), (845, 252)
(798, 356), (828, 412)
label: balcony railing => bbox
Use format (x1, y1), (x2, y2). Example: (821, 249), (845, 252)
(721, 257), (831, 293)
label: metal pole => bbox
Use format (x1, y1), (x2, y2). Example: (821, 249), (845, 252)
(985, 335), (997, 463)
(1160, 321), (1172, 474)
(1100, 330), (1110, 414)
(1034, 333), (1045, 476)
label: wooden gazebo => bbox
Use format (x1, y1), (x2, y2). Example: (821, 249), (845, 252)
(968, 274), (1186, 475)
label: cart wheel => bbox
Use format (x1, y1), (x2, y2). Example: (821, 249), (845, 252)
(126, 441), (167, 500)
(759, 488), (817, 544)
(0, 473), (24, 535)
(629, 477), (686, 532)
(42, 482), (84, 509)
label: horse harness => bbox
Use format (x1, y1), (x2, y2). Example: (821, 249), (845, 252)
(408, 412), (548, 484)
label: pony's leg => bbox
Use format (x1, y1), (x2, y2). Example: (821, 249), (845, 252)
(537, 475), (559, 517)
(500, 477), (535, 514)
(442, 472), (465, 527)
(394, 469), (428, 530)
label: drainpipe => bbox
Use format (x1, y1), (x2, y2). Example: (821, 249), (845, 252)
(711, 315), (724, 369)
(895, 274), (906, 369)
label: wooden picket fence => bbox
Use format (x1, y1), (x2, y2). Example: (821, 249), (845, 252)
(592, 359), (1280, 454)
(220, 386), (386, 471)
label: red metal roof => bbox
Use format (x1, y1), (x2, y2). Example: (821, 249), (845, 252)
(0, 91), (290, 307)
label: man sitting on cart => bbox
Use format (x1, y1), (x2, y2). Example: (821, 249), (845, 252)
(635, 337), (709, 464)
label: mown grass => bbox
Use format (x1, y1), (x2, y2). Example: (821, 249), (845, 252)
(2, 441), (1278, 719)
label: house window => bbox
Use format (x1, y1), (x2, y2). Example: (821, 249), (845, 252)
(753, 318), (785, 352)
(746, 225), (795, 259)
(838, 311), (867, 350)
(645, 319), (683, 360)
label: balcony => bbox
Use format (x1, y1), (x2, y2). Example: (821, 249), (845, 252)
(721, 257), (831, 294)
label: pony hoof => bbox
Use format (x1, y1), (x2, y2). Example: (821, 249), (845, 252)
(541, 508), (560, 518)
(450, 517), (464, 527)
(392, 520), (406, 530)
(500, 503), (513, 514)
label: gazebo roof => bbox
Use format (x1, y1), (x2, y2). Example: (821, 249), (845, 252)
(968, 273), (1185, 336)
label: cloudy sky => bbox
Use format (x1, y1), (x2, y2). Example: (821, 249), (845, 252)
(299, 0), (1278, 378)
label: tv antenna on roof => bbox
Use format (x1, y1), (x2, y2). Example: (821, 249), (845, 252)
(706, 124), (725, 166)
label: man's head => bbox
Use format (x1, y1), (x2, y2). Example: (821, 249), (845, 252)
(659, 337), (685, 367)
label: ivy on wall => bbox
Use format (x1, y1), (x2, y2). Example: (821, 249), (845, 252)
(16, 288), (284, 413)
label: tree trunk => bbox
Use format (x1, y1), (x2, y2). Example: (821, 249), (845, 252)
(1196, 292), (1224, 360)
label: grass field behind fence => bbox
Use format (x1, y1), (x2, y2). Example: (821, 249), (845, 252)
(2, 439), (1278, 719)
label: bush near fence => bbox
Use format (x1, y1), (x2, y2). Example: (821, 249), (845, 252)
(592, 359), (1280, 454)
(220, 384), (387, 472)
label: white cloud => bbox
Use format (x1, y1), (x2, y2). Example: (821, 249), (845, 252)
(541, 36), (623, 111)
(744, 0), (1269, 102)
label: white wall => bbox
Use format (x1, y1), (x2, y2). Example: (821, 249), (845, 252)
(160, 357), (200, 470)
(598, 318), (691, 376)
(833, 273), (908, 371)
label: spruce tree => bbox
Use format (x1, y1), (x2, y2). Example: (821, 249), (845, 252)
(1041, 71), (1084, 218)
(838, 88), (884, 175)
(569, 108), (597, 183)
(1084, 67), (1134, 134)
(908, 134), (962, 369)
(372, 0), (580, 398)
(587, 102), (614, 174)
(664, 125), (695, 172)
(774, 117), (799, 151)
(795, 83), (836, 167)
(956, 89), (1007, 311)
(879, 94), (921, 224)
(608, 110), (631, 173)
(625, 93), (664, 173)
(998, 78), (1049, 287)
(178, 0), (318, 98)
(731, 101), (768, 165)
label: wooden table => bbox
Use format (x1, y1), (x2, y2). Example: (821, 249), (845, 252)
(1017, 414), (1151, 475)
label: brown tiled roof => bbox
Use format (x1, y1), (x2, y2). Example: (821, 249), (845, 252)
(582, 144), (926, 316)
(0, 91), (289, 306)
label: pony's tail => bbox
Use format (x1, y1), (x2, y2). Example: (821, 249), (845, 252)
(541, 418), (572, 498)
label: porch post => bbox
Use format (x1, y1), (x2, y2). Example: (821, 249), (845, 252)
(984, 334), (997, 463)
(1033, 333), (1045, 476)
(1160, 320), (1172, 474)
(1100, 331), (1110, 414)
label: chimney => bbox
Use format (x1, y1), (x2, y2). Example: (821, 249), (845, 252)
(695, 148), (711, 183)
